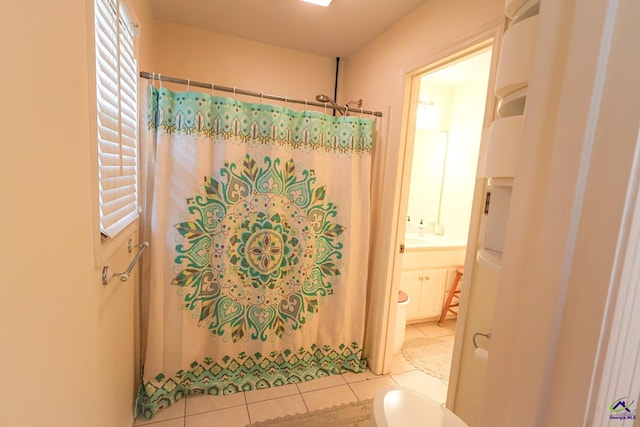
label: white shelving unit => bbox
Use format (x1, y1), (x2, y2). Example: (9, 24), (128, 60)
(478, 0), (541, 271)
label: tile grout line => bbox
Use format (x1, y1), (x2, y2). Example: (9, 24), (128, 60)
(241, 391), (251, 426)
(182, 394), (187, 427)
(295, 380), (308, 412)
(244, 399), (252, 425)
(345, 380), (359, 402)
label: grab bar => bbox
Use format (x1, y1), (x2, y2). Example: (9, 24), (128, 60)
(101, 240), (149, 286)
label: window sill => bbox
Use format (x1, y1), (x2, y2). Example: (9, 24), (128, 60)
(95, 217), (140, 266)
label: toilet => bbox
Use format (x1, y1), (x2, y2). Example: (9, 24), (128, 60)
(372, 386), (468, 427)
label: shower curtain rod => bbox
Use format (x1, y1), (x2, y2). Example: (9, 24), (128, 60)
(140, 71), (383, 117)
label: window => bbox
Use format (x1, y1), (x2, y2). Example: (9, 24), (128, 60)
(94, 0), (138, 239)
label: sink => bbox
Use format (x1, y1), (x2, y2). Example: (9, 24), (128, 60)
(404, 233), (466, 249)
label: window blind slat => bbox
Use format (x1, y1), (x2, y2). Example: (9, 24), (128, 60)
(96, 62), (119, 90)
(101, 199), (137, 222)
(98, 108), (119, 128)
(101, 209), (138, 233)
(96, 70), (119, 100)
(98, 141), (120, 156)
(101, 202), (137, 228)
(99, 164), (121, 178)
(100, 175), (136, 190)
(121, 145), (136, 158)
(101, 208), (137, 230)
(100, 186), (137, 207)
(121, 149), (136, 161)
(120, 116), (137, 135)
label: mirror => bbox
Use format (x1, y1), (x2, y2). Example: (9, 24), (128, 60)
(406, 129), (448, 232)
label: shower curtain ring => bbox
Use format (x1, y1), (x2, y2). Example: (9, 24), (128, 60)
(324, 102), (327, 115)
(158, 73), (163, 89)
(187, 79), (190, 92)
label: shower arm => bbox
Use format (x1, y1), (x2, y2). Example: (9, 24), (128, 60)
(315, 94), (363, 116)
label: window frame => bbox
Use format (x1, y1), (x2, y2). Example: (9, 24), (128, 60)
(89, 0), (141, 263)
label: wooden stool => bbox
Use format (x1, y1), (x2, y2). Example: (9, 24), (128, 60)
(438, 267), (463, 326)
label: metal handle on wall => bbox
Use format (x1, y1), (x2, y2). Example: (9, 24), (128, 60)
(101, 240), (149, 286)
(472, 332), (491, 349)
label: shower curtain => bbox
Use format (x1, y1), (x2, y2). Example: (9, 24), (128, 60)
(136, 86), (374, 419)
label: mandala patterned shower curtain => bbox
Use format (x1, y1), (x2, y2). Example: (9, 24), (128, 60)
(136, 86), (374, 419)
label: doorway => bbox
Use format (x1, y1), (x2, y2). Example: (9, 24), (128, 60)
(389, 42), (494, 405)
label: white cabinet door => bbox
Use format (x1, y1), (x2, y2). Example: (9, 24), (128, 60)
(418, 269), (447, 318)
(401, 268), (447, 320)
(400, 270), (422, 320)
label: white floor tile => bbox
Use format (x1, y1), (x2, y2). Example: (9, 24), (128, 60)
(341, 368), (379, 383)
(348, 376), (398, 401)
(247, 394), (307, 423)
(185, 405), (249, 427)
(416, 320), (457, 338)
(404, 324), (427, 340)
(244, 383), (299, 404)
(391, 370), (448, 404)
(301, 384), (358, 412)
(296, 373), (346, 393)
(135, 419), (184, 427)
(439, 334), (456, 344)
(390, 351), (417, 374)
(135, 398), (186, 425)
(185, 392), (246, 416)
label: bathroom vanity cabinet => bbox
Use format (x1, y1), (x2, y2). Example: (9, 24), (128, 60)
(401, 268), (448, 319)
(400, 239), (465, 323)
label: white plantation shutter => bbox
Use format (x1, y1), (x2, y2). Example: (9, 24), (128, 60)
(95, 0), (138, 238)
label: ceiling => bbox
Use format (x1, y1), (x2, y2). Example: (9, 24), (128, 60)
(149, 0), (428, 58)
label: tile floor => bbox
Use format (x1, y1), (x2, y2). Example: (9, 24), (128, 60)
(134, 319), (457, 427)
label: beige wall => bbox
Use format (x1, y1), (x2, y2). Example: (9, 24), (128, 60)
(149, 20), (337, 105)
(339, 0), (504, 373)
(0, 0), (155, 425)
(129, 0), (156, 71)
(1, 0), (104, 425)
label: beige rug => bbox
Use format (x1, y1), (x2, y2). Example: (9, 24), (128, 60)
(402, 336), (454, 381)
(246, 399), (373, 427)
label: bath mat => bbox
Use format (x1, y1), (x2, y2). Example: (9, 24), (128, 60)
(402, 336), (454, 381)
(246, 399), (373, 427)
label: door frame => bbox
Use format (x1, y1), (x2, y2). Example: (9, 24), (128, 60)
(381, 20), (505, 407)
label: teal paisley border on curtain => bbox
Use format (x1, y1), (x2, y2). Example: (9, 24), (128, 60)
(135, 342), (366, 419)
(147, 87), (374, 156)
